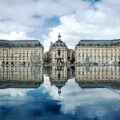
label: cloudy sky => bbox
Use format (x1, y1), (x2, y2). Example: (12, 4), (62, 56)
(0, 0), (120, 51)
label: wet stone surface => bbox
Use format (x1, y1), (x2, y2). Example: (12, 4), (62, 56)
(0, 66), (120, 120)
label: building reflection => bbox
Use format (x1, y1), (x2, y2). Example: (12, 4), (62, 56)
(0, 65), (120, 90)
(44, 66), (120, 93)
(47, 66), (75, 95)
(75, 66), (120, 88)
(0, 66), (43, 88)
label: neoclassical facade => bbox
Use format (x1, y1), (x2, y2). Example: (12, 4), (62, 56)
(49, 34), (68, 66)
(0, 40), (44, 66)
(75, 39), (120, 65)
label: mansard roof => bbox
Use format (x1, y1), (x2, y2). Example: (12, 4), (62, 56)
(0, 40), (43, 47)
(51, 33), (67, 48)
(76, 39), (120, 46)
(52, 39), (67, 47)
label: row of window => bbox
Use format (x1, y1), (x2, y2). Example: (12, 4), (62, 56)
(78, 53), (120, 57)
(77, 71), (119, 75)
(77, 49), (120, 52)
(76, 77), (119, 80)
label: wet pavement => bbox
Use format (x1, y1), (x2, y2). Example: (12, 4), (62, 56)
(0, 66), (120, 120)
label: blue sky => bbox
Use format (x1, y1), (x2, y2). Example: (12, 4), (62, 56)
(0, 0), (120, 51)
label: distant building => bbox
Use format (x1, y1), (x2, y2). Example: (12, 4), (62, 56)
(43, 51), (51, 65)
(0, 40), (44, 66)
(49, 33), (68, 66)
(67, 49), (75, 64)
(75, 39), (120, 65)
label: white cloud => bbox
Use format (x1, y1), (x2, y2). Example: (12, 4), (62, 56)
(0, 31), (35, 40)
(0, 0), (120, 50)
(43, 0), (120, 51)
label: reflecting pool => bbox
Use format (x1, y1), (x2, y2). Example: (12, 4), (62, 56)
(0, 66), (120, 120)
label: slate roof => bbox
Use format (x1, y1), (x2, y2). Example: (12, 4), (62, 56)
(76, 39), (120, 46)
(51, 40), (67, 48)
(0, 40), (43, 47)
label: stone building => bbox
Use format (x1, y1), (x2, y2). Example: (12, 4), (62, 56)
(67, 49), (75, 64)
(0, 40), (44, 67)
(75, 39), (120, 66)
(49, 34), (68, 66)
(43, 51), (51, 65)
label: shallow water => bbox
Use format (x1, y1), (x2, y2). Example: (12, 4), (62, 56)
(0, 66), (120, 120)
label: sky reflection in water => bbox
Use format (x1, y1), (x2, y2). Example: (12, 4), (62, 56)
(0, 66), (120, 120)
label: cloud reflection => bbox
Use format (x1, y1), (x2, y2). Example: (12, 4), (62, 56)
(0, 67), (119, 119)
